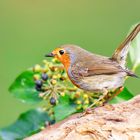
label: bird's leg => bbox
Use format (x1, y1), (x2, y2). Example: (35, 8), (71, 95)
(106, 86), (124, 102)
(79, 89), (108, 117)
(88, 88), (108, 108)
(97, 87), (124, 111)
(79, 87), (124, 118)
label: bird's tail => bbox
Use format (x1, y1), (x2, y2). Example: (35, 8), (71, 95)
(111, 24), (140, 68)
(125, 69), (139, 78)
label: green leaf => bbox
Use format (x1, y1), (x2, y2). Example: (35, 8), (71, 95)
(0, 109), (50, 140)
(9, 70), (41, 104)
(54, 95), (77, 122)
(110, 87), (134, 104)
(129, 24), (140, 70)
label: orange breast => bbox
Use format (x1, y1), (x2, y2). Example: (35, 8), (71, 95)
(60, 54), (71, 71)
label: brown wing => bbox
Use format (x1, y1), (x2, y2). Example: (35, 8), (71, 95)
(71, 56), (124, 78)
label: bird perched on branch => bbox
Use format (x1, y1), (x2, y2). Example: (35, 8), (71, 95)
(46, 24), (140, 107)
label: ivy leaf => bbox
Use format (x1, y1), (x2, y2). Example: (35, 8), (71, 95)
(54, 95), (77, 122)
(129, 24), (140, 70)
(110, 87), (134, 104)
(0, 109), (50, 140)
(9, 70), (42, 104)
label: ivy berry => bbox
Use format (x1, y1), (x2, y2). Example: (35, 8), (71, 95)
(35, 80), (43, 88)
(35, 80), (43, 91)
(41, 73), (48, 81)
(50, 97), (56, 105)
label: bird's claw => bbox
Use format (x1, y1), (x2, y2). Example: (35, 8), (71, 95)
(78, 107), (93, 118)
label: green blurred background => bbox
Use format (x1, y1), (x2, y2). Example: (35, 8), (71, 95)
(0, 0), (140, 128)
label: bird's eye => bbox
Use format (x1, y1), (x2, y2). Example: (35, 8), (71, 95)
(59, 50), (64, 55)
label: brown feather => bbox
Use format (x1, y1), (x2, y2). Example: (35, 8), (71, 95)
(112, 24), (140, 68)
(71, 55), (124, 78)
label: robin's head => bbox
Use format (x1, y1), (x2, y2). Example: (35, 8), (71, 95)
(45, 44), (87, 70)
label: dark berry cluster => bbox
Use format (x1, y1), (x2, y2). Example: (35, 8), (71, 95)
(35, 73), (48, 92)
(34, 71), (57, 105)
(33, 61), (58, 105)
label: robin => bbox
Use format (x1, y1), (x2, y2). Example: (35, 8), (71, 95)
(45, 24), (140, 107)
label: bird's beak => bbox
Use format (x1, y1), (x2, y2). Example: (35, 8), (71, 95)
(45, 53), (55, 57)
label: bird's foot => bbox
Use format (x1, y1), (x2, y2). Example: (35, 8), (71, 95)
(107, 86), (124, 101)
(78, 107), (94, 118)
(78, 89), (112, 118)
(103, 103), (115, 111)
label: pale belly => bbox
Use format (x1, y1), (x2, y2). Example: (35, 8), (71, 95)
(71, 72), (127, 93)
